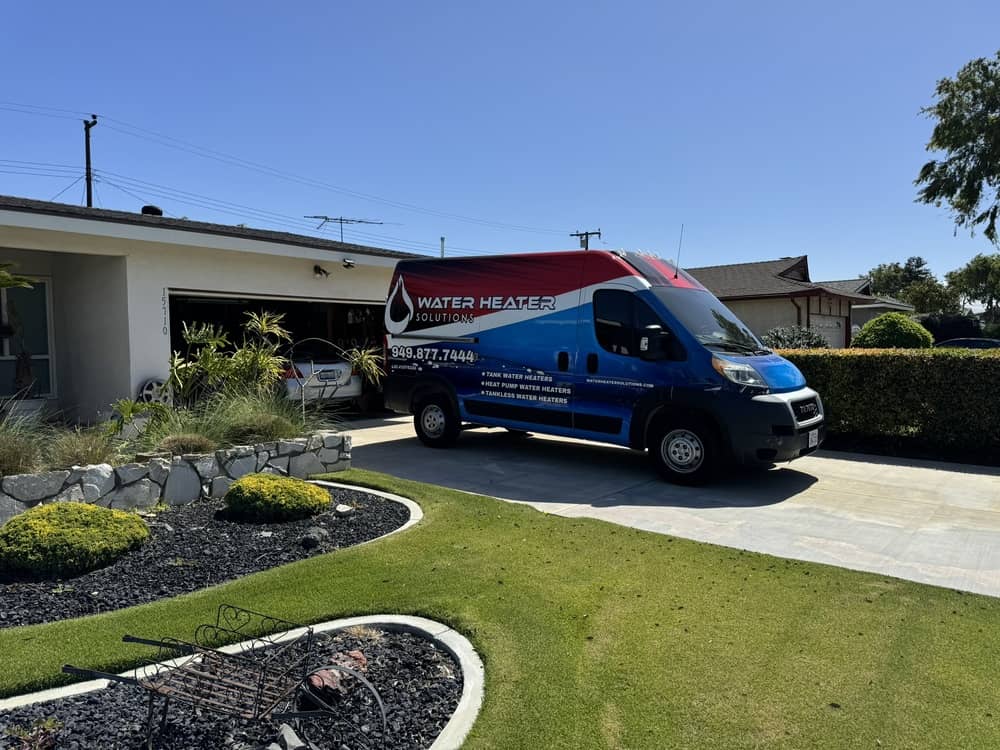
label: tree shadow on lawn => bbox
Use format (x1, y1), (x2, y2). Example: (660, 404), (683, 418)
(353, 428), (816, 510)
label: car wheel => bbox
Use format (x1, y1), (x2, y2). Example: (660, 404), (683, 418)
(651, 418), (718, 485)
(414, 395), (460, 448)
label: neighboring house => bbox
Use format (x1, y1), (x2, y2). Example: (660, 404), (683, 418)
(0, 195), (417, 421)
(687, 256), (873, 348)
(817, 278), (915, 330)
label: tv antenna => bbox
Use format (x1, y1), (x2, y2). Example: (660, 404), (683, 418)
(674, 223), (684, 278)
(305, 215), (385, 242)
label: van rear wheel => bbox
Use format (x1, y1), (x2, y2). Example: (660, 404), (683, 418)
(652, 418), (718, 485)
(414, 395), (460, 448)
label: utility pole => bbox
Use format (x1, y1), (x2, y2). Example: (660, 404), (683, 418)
(570, 228), (601, 250)
(304, 215), (383, 242)
(83, 115), (98, 208)
(440, 236), (445, 258)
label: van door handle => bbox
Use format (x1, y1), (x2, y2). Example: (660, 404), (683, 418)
(557, 351), (569, 371)
(587, 353), (598, 373)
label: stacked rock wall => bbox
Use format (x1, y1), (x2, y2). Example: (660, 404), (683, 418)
(0, 432), (350, 525)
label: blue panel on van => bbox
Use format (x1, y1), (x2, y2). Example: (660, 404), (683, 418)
(750, 354), (806, 392)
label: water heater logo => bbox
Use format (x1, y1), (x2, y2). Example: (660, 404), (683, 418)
(385, 275), (414, 334)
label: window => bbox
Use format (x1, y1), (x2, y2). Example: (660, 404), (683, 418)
(594, 289), (633, 355)
(1, 280), (54, 398)
(593, 289), (684, 359)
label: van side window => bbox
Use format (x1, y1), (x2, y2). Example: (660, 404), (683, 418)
(594, 290), (634, 355)
(593, 290), (685, 360)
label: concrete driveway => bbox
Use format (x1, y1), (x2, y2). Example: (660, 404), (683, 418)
(346, 415), (1000, 597)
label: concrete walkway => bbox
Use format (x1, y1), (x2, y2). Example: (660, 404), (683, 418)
(346, 415), (1000, 597)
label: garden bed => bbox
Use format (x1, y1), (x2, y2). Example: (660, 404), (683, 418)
(0, 486), (410, 629)
(0, 626), (462, 750)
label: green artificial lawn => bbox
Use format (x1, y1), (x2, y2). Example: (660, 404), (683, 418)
(2, 469), (998, 749)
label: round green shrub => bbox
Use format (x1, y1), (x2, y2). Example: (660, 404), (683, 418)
(0, 503), (149, 579)
(223, 474), (331, 522)
(852, 312), (933, 349)
(158, 433), (217, 455)
(761, 325), (830, 349)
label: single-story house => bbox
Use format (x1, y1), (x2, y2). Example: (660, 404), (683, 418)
(815, 278), (915, 330)
(687, 256), (874, 348)
(0, 195), (417, 421)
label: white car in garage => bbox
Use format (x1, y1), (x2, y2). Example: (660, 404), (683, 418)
(283, 345), (363, 406)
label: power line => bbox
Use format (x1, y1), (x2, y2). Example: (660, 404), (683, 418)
(49, 175), (85, 202)
(93, 116), (569, 235)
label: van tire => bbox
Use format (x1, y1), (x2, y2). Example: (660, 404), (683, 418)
(651, 417), (718, 485)
(414, 395), (460, 448)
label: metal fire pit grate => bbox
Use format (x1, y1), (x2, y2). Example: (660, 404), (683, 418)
(63, 604), (387, 749)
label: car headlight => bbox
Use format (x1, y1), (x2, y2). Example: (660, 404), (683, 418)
(712, 357), (768, 389)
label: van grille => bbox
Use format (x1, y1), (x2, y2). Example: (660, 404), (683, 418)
(791, 398), (820, 422)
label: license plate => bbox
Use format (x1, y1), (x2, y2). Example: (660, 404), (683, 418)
(808, 429), (819, 448)
(318, 370), (344, 381)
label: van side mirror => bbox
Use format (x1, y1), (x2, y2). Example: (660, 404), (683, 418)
(638, 325), (671, 361)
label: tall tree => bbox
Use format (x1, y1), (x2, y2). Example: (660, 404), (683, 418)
(899, 278), (962, 314)
(946, 253), (1000, 322)
(866, 256), (933, 298)
(915, 50), (1000, 245)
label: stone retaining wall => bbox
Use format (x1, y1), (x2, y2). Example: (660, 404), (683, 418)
(0, 432), (351, 525)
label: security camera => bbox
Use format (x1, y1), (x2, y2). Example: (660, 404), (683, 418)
(342, 258), (355, 269)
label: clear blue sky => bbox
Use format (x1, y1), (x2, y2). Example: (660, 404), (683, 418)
(2, 1), (998, 280)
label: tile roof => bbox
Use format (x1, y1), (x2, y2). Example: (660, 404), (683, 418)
(0, 194), (420, 260)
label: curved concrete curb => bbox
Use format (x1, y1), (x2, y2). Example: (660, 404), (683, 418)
(0, 615), (484, 750)
(309, 480), (424, 543)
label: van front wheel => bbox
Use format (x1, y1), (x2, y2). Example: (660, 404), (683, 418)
(652, 419), (718, 485)
(414, 396), (460, 448)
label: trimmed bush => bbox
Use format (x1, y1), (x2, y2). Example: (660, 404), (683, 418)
(0, 503), (149, 579)
(223, 474), (330, 522)
(915, 313), (982, 342)
(158, 433), (217, 455)
(852, 312), (933, 348)
(761, 326), (829, 349)
(779, 348), (1000, 456)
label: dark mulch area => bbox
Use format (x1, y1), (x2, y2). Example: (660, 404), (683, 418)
(0, 487), (410, 629)
(821, 431), (1000, 467)
(0, 627), (462, 750)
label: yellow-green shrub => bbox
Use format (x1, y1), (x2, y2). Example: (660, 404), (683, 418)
(0, 503), (149, 579)
(223, 474), (330, 522)
(780, 348), (1000, 453)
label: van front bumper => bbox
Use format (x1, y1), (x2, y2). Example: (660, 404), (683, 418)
(725, 387), (826, 466)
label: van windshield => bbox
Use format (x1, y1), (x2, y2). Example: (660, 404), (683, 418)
(651, 287), (769, 355)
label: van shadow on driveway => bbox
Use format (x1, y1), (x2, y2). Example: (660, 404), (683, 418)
(351, 427), (817, 510)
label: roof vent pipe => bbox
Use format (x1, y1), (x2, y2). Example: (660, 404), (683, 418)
(141, 205), (163, 216)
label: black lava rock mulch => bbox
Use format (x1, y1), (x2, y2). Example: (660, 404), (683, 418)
(0, 628), (462, 750)
(0, 487), (410, 629)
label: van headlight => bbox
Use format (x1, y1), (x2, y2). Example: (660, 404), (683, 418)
(712, 357), (768, 389)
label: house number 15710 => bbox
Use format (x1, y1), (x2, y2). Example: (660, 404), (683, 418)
(162, 288), (168, 336)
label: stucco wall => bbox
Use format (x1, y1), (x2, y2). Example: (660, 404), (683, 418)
(123, 243), (395, 396)
(53, 254), (131, 421)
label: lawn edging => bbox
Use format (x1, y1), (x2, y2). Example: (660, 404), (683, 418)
(309, 479), (423, 539)
(0, 614), (484, 750)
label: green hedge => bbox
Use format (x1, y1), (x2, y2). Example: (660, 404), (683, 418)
(780, 348), (1000, 456)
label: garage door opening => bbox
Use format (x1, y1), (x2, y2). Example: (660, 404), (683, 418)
(169, 295), (383, 354)
(168, 293), (386, 410)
